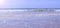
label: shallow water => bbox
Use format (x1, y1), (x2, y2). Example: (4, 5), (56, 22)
(0, 9), (60, 28)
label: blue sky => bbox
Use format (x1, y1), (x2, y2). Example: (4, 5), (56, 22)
(0, 0), (60, 8)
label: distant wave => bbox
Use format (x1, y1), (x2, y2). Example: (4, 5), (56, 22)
(0, 8), (60, 14)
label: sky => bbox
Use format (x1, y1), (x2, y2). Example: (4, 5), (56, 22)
(0, 0), (60, 8)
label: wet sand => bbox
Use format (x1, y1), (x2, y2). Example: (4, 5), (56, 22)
(0, 13), (60, 28)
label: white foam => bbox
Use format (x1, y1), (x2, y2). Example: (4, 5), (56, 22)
(56, 10), (60, 12)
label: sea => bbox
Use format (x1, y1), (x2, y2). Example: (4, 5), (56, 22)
(0, 8), (60, 28)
